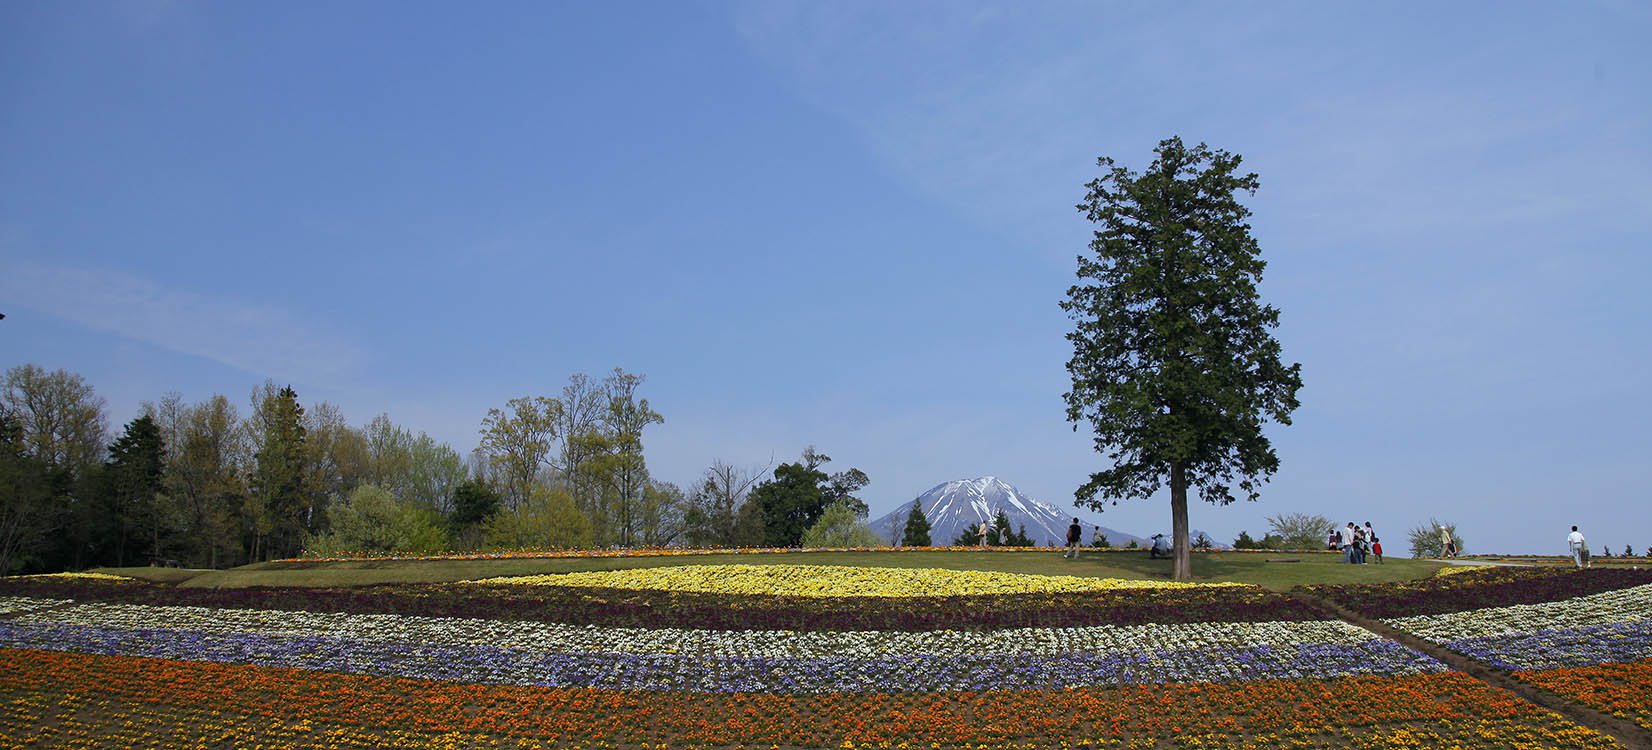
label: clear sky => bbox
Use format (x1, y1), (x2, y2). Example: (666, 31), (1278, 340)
(3, 1), (1648, 555)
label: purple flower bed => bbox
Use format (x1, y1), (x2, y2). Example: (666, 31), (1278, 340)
(0, 620), (1443, 692)
(0, 578), (1321, 631)
(1305, 567), (1652, 619)
(1441, 619), (1652, 671)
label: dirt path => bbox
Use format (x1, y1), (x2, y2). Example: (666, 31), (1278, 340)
(1290, 589), (1652, 749)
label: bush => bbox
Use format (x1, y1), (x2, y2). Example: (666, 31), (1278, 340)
(306, 484), (448, 556)
(1407, 518), (1464, 558)
(1266, 512), (1333, 551)
(801, 502), (883, 548)
(482, 486), (593, 550)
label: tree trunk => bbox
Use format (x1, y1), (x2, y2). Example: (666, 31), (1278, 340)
(1170, 460), (1191, 580)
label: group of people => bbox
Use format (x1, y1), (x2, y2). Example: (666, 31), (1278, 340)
(1062, 517), (1174, 559)
(1329, 521), (1382, 564)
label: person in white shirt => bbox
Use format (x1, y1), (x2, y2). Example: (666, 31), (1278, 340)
(1567, 526), (1589, 569)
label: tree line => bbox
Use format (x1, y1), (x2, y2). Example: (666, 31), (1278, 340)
(1, 363), (883, 574)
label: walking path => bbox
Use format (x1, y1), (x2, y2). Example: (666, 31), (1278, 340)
(1290, 589), (1652, 749)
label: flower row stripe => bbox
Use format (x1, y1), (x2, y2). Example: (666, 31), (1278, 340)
(0, 596), (66, 617)
(0, 648), (1615, 748)
(465, 563), (1238, 597)
(0, 620), (1445, 692)
(0, 578), (1322, 630)
(1310, 567), (1652, 618)
(1515, 659), (1652, 732)
(1437, 619), (1652, 672)
(1383, 582), (1652, 641)
(9, 598), (1385, 660)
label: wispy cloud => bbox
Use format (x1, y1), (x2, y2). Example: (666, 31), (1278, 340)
(733, 2), (1652, 254)
(0, 257), (365, 386)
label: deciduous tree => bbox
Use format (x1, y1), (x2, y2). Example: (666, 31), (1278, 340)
(478, 396), (562, 512)
(800, 501), (882, 548)
(1266, 512), (1333, 551)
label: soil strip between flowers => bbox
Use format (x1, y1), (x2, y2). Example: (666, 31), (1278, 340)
(1290, 589), (1652, 749)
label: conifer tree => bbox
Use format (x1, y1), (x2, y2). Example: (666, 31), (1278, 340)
(1063, 137), (1302, 580)
(900, 500), (932, 547)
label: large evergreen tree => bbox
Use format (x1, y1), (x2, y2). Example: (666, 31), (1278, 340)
(900, 500), (932, 547)
(1062, 137), (1303, 580)
(105, 415), (167, 566)
(249, 385), (309, 561)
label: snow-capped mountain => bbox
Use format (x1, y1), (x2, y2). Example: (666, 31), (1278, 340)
(871, 477), (1152, 547)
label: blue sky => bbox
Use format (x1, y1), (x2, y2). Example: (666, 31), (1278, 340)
(3, 1), (1648, 555)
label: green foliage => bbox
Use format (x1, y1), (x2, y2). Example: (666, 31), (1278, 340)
(799, 501), (883, 548)
(1266, 512), (1334, 551)
(1407, 519), (1464, 558)
(447, 478), (501, 549)
(748, 448), (869, 548)
(306, 484), (447, 556)
(482, 486), (592, 550)
(157, 394), (244, 569)
(635, 480), (685, 547)
(1125, 539), (1139, 549)
(105, 415), (168, 566)
(362, 414), (466, 513)
(900, 501), (932, 547)
(0, 411), (59, 574)
(248, 384), (309, 561)
(478, 396), (561, 511)
(1061, 138), (1302, 578)
(1233, 530), (1258, 550)
(1194, 533), (1214, 550)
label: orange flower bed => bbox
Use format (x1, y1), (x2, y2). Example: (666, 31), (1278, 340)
(0, 648), (1619, 748)
(1516, 659), (1652, 732)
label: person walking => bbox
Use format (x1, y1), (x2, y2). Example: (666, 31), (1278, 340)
(1438, 525), (1457, 559)
(1341, 523), (1356, 564)
(1352, 525), (1368, 564)
(1064, 518), (1083, 559)
(977, 521), (989, 549)
(1568, 526), (1590, 569)
(1366, 521), (1383, 564)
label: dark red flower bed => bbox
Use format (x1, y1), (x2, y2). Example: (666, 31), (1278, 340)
(1305, 567), (1652, 619)
(0, 577), (1319, 630)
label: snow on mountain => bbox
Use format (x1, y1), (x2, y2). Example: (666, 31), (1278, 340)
(870, 476), (1227, 549)
(871, 477), (1143, 547)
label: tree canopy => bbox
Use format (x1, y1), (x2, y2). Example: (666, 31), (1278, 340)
(900, 501), (932, 547)
(1062, 137), (1302, 580)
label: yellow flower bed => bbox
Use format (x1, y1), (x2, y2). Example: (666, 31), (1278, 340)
(467, 564), (1237, 597)
(1434, 565), (1496, 578)
(9, 571), (134, 582)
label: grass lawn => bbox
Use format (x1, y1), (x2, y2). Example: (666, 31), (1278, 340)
(90, 549), (1443, 591)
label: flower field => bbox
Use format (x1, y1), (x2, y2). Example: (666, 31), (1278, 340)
(1309, 566), (1652, 736)
(1, 563), (1647, 747)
